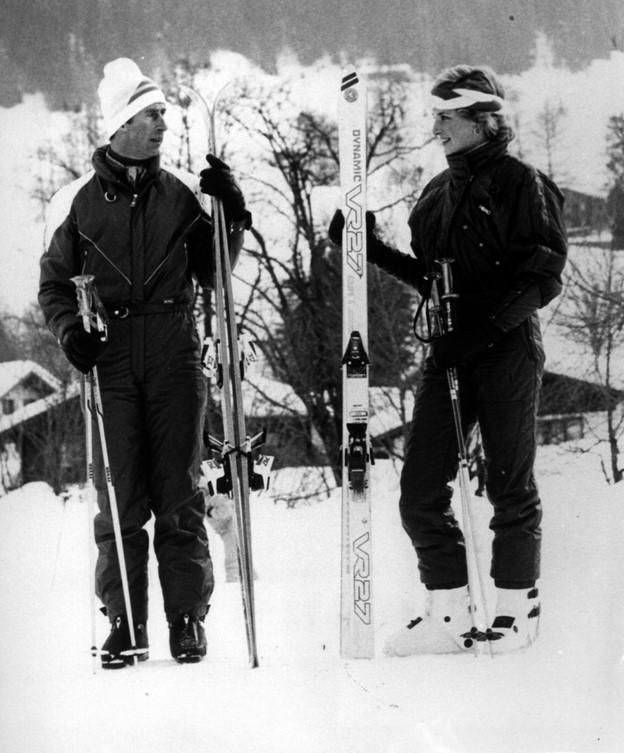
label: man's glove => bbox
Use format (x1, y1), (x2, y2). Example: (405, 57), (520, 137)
(199, 154), (249, 224)
(61, 325), (107, 374)
(431, 322), (503, 370)
(328, 209), (377, 246)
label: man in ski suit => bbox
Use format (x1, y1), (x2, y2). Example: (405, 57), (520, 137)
(39, 58), (251, 667)
(330, 65), (567, 655)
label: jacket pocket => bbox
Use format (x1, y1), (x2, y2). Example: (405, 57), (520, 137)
(521, 316), (545, 367)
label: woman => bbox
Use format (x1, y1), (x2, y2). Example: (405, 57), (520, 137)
(330, 65), (567, 655)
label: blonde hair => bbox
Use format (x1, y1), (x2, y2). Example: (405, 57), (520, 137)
(432, 65), (515, 143)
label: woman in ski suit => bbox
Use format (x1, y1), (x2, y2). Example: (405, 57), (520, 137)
(330, 65), (567, 654)
(39, 58), (251, 667)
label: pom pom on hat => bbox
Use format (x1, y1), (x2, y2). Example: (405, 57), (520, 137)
(97, 58), (166, 139)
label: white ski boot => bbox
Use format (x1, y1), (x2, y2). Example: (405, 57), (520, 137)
(383, 586), (477, 657)
(486, 587), (540, 654)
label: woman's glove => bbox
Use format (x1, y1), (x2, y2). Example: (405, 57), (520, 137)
(328, 209), (377, 246)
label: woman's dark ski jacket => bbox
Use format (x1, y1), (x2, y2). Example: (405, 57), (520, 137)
(369, 137), (567, 356)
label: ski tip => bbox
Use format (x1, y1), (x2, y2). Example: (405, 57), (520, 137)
(340, 67), (362, 106)
(341, 66), (360, 93)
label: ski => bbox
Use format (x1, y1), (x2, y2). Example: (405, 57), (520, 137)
(181, 84), (261, 668)
(338, 66), (374, 659)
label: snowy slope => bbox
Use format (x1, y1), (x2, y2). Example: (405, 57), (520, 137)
(0, 449), (622, 753)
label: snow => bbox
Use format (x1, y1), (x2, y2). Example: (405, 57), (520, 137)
(1, 450), (622, 753)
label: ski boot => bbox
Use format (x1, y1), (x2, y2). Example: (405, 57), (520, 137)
(485, 587), (540, 654)
(383, 586), (477, 657)
(168, 613), (207, 664)
(101, 614), (149, 669)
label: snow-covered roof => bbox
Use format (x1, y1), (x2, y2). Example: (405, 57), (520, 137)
(242, 376), (307, 417)
(0, 360), (62, 399)
(0, 380), (80, 434)
(240, 378), (415, 437)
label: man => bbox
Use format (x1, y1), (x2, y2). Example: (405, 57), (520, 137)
(330, 65), (566, 655)
(39, 58), (251, 667)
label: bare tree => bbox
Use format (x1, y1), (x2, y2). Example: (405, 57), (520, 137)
(32, 106), (102, 218)
(606, 113), (624, 249)
(556, 247), (624, 483)
(531, 99), (569, 184)
(219, 77), (427, 480)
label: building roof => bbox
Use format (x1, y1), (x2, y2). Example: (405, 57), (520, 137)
(0, 380), (81, 434)
(241, 379), (415, 439)
(242, 376), (307, 416)
(0, 360), (61, 399)
(540, 371), (624, 415)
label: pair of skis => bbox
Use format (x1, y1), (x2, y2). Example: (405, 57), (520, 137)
(182, 85), (264, 668)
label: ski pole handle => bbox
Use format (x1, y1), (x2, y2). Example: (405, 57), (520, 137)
(425, 273), (445, 339)
(71, 275), (109, 341)
(436, 258), (459, 334)
(71, 274), (95, 333)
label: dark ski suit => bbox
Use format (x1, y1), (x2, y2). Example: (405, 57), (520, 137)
(369, 137), (567, 589)
(39, 147), (216, 623)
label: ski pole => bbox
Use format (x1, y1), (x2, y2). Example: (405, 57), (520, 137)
(80, 374), (98, 672)
(432, 260), (492, 654)
(71, 275), (138, 664)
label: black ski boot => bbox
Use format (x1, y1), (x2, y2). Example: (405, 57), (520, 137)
(168, 613), (207, 664)
(101, 615), (149, 669)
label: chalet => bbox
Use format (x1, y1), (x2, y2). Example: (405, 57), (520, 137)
(367, 372), (624, 454)
(537, 371), (624, 445)
(0, 361), (81, 493)
(0, 360), (60, 417)
(561, 187), (609, 239)
(0, 369), (321, 493)
(2, 359), (621, 494)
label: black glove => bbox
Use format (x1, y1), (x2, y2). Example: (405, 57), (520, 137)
(61, 325), (106, 374)
(328, 209), (376, 246)
(431, 322), (502, 370)
(199, 154), (248, 223)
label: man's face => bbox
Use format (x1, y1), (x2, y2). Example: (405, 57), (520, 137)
(432, 109), (485, 155)
(113, 103), (167, 159)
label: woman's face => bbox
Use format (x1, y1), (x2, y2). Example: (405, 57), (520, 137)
(432, 109), (486, 155)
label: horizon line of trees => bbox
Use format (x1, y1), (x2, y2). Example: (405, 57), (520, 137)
(2, 1), (623, 109)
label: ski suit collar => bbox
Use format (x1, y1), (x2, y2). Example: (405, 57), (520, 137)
(445, 137), (508, 185)
(92, 145), (161, 189)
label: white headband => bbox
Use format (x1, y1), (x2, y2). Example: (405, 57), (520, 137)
(431, 87), (505, 112)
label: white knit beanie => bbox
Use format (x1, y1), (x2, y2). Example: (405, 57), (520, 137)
(97, 58), (166, 139)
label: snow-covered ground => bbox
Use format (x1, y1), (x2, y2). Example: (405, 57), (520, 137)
(0, 449), (622, 753)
